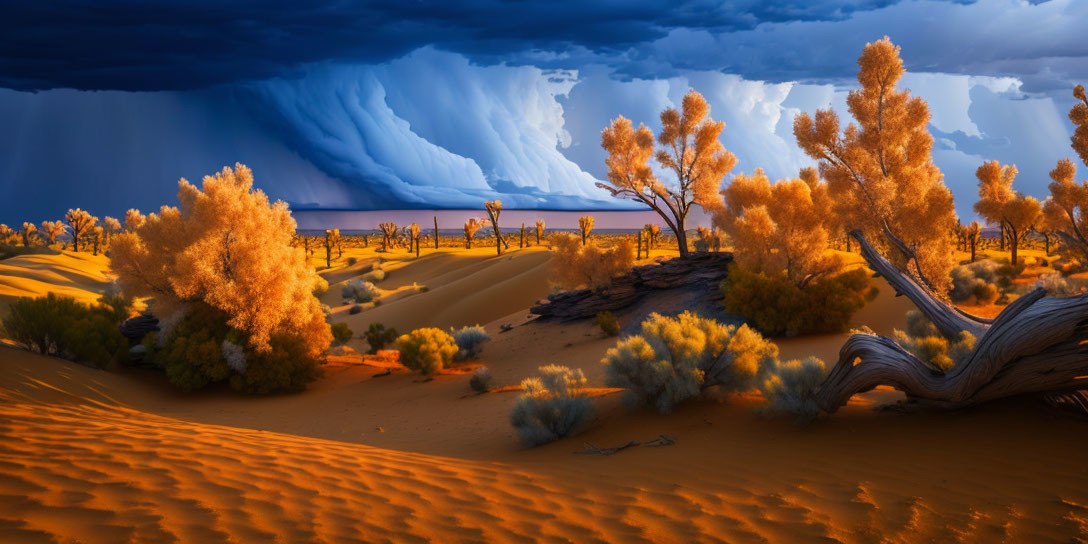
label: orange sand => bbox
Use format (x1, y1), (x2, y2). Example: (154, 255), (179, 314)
(2, 246), (1087, 542)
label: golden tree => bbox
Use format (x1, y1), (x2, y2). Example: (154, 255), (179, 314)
(973, 161), (1040, 266)
(39, 220), (66, 246)
(1071, 85), (1088, 166)
(90, 226), (105, 256)
(0, 224), (16, 245)
(109, 163), (331, 357)
(714, 168), (838, 287)
(578, 215), (594, 246)
(484, 200), (506, 255)
(535, 219), (545, 245)
(103, 216), (122, 246)
(65, 208), (96, 252)
(20, 222), (37, 247)
(464, 218), (484, 248)
(806, 44), (1088, 418)
(642, 224), (660, 250)
(124, 208), (146, 231)
(794, 36), (957, 295)
(965, 221), (981, 262)
(1041, 158), (1088, 262)
(600, 90), (736, 257)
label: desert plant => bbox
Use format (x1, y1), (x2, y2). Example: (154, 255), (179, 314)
(349, 305), (363, 315)
(0, 224), (16, 245)
(109, 163), (330, 393)
(331, 322), (353, 345)
(721, 266), (875, 337)
(395, 327), (458, 375)
(365, 322), (398, 354)
(377, 222), (397, 252)
(469, 366), (492, 393)
(693, 226), (726, 253)
(596, 311), (620, 337)
(535, 219), (545, 245)
(757, 357), (828, 419)
(602, 311), (776, 413)
(464, 218), (484, 249)
(1, 293), (129, 369)
(600, 90), (736, 258)
(90, 226), (104, 255)
(450, 324), (491, 361)
(890, 311), (976, 372)
(65, 208), (97, 252)
(103, 216), (122, 244)
(949, 260), (1003, 304)
(578, 215), (594, 246)
(409, 223), (421, 256)
(485, 200), (506, 255)
(549, 232), (635, 290)
(323, 229), (340, 267)
(346, 256), (358, 265)
(1037, 272), (1088, 297)
(642, 224), (660, 250)
(510, 365), (592, 446)
(341, 279), (380, 303)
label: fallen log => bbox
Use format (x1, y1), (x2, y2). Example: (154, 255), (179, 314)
(815, 231), (1088, 413)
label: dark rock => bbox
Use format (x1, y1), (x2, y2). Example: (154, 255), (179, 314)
(531, 252), (734, 322)
(119, 313), (159, 344)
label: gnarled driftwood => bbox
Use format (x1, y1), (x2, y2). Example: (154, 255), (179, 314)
(815, 231), (1088, 413)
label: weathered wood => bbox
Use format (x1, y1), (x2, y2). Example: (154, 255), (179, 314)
(530, 253), (733, 321)
(815, 231), (1088, 414)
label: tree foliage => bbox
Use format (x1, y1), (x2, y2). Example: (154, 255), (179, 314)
(600, 90), (736, 257)
(65, 208), (97, 252)
(549, 232), (634, 290)
(793, 36), (958, 294)
(109, 163), (331, 360)
(974, 160), (1040, 266)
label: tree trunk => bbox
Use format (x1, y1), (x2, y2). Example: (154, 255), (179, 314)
(325, 245), (331, 268)
(999, 225), (1006, 251)
(637, 231), (643, 260)
(815, 231), (1088, 414)
(675, 225), (689, 258)
(520, 224), (526, 249)
(1044, 233), (1050, 257)
(969, 238), (976, 262)
(434, 216), (440, 249)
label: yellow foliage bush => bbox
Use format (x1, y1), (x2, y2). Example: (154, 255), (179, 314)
(549, 232), (634, 290)
(395, 327), (459, 375)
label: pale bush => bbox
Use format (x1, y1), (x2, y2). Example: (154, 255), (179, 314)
(450, 324), (490, 361)
(341, 279), (379, 303)
(395, 327), (458, 375)
(949, 260), (1002, 303)
(510, 365), (592, 446)
(1038, 272), (1088, 297)
(602, 311), (776, 413)
(758, 357), (827, 419)
(363, 268), (386, 282)
(469, 366), (492, 392)
(549, 232), (634, 290)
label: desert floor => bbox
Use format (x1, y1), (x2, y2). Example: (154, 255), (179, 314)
(2, 245), (1087, 543)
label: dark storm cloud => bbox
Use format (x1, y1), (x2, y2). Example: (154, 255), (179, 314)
(0, 0), (933, 91)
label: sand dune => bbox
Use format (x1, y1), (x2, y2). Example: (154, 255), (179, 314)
(2, 246), (1088, 542)
(0, 251), (113, 310)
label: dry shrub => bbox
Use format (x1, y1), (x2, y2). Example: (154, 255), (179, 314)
(450, 324), (490, 361)
(510, 365), (592, 446)
(721, 265), (875, 337)
(601, 311), (776, 413)
(596, 311), (620, 337)
(470, 366), (492, 392)
(395, 327), (458, 375)
(549, 232), (634, 290)
(365, 323), (397, 354)
(758, 357), (827, 419)
(891, 311), (975, 372)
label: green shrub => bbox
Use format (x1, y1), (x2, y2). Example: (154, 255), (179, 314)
(602, 311), (776, 413)
(330, 322), (353, 344)
(450, 324), (490, 360)
(470, 366), (492, 392)
(1, 293), (128, 369)
(229, 332), (324, 395)
(950, 260), (1002, 303)
(596, 311), (620, 337)
(143, 303), (323, 393)
(395, 327), (458, 375)
(365, 323), (397, 354)
(510, 365), (592, 446)
(721, 266), (874, 337)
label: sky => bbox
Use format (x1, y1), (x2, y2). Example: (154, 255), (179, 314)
(2, 0), (1087, 224)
